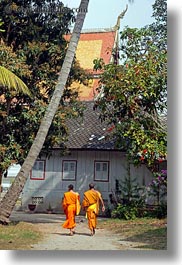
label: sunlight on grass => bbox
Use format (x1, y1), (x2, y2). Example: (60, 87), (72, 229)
(98, 218), (167, 250)
(0, 222), (42, 250)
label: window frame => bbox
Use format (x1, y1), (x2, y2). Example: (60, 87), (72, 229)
(62, 160), (77, 181)
(30, 160), (46, 180)
(94, 160), (109, 182)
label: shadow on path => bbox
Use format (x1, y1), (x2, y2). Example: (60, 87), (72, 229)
(52, 232), (91, 237)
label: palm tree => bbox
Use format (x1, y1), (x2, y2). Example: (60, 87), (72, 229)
(0, 66), (31, 97)
(0, 19), (5, 32)
(0, 0), (90, 224)
(0, 65), (31, 115)
(0, 66), (31, 196)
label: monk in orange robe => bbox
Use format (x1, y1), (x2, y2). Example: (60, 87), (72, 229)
(82, 183), (105, 236)
(62, 184), (80, 236)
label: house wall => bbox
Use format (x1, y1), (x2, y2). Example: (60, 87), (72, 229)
(21, 150), (153, 213)
(1, 164), (21, 200)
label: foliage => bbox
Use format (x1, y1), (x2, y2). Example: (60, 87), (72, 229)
(111, 176), (146, 220)
(110, 169), (167, 220)
(151, 0), (167, 51)
(144, 203), (167, 219)
(0, 65), (31, 96)
(0, 0), (88, 175)
(94, 0), (167, 171)
(0, 92), (85, 173)
(116, 177), (143, 203)
(0, 42), (32, 175)
(0, 18), (5, 32)
(111, 203), (138, 220)
(0, 0), (73, 48)
(47, 202), (53, 212)
(111, 197), (167, 220)
(0, 0), (88, 97)
(0, 0), (90, 224)
(0, 40), (32, 85)
(147, 169), (167, 204)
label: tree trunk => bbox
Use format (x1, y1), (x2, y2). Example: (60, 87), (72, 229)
(0, 0), (90, 224)
(0, 172), (2, 197)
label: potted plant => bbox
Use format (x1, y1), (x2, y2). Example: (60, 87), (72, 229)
(28, 203), (36, 212)
(47, 202), (53, 214)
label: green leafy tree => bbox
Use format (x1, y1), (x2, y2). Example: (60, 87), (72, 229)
(0, 0), (87, 98)
(0, 0), (73, 48)
(0, 63), (32, 192)
(0, 3), (87, 160)
(94, 0), (167, 171)
(0, 0), (90, 224)
(0, 1), (87, 199)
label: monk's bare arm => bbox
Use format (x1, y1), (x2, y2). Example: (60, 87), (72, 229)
(99, 194), (105, 212)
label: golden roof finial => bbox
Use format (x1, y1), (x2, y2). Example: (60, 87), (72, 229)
(114, 4), (128, 31)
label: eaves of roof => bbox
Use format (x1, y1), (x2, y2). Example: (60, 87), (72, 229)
(52, 101), (121, 151)
(65, 101), (116, 150)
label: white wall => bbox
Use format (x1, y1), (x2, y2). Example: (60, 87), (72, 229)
(21, 150), (153, 213)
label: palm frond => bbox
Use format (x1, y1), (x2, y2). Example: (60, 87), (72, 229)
(0, 19), (5, 32)
(0, 66), (31, 97)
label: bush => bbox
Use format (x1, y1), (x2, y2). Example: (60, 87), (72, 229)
(111, 202), (167, 220)
(110, 172), (167, 220)
(111, 203), (138, 220)
(147, 203), (167, 219)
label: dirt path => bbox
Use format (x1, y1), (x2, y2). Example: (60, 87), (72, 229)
(10, 211), (143, 250)
(32, 221), (121, 250)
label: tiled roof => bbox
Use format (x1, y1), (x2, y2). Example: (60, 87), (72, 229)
(65, 101), (117, 150)
(65, 102), (167, 151)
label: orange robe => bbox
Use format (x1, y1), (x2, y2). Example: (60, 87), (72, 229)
(82, 190), (101, 230)
(62, 191), (80, 229)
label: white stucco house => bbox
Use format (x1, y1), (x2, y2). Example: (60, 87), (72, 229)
(1, 164), (21, 198)
(21, 102), (155, 213)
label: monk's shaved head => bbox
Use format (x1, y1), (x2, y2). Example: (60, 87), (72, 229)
(89, 183), (95, 189)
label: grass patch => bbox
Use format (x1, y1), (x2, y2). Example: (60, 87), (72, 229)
(0, 222), (42, 250)
(98, 218), (167, 250)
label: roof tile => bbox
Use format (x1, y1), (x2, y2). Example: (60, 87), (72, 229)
(66, 101), (116, 150)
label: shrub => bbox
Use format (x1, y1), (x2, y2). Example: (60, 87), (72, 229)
(111, 203), (138, 220)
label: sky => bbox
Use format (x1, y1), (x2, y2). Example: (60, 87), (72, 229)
(61, 0), (156, 30)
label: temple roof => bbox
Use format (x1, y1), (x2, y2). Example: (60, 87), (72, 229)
(65, 101), (117, 150)
(64, 28), (117, 73)
(64, 28), (117, 101)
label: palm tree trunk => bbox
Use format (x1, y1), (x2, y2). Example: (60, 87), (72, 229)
(0, 0), (90, 224)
